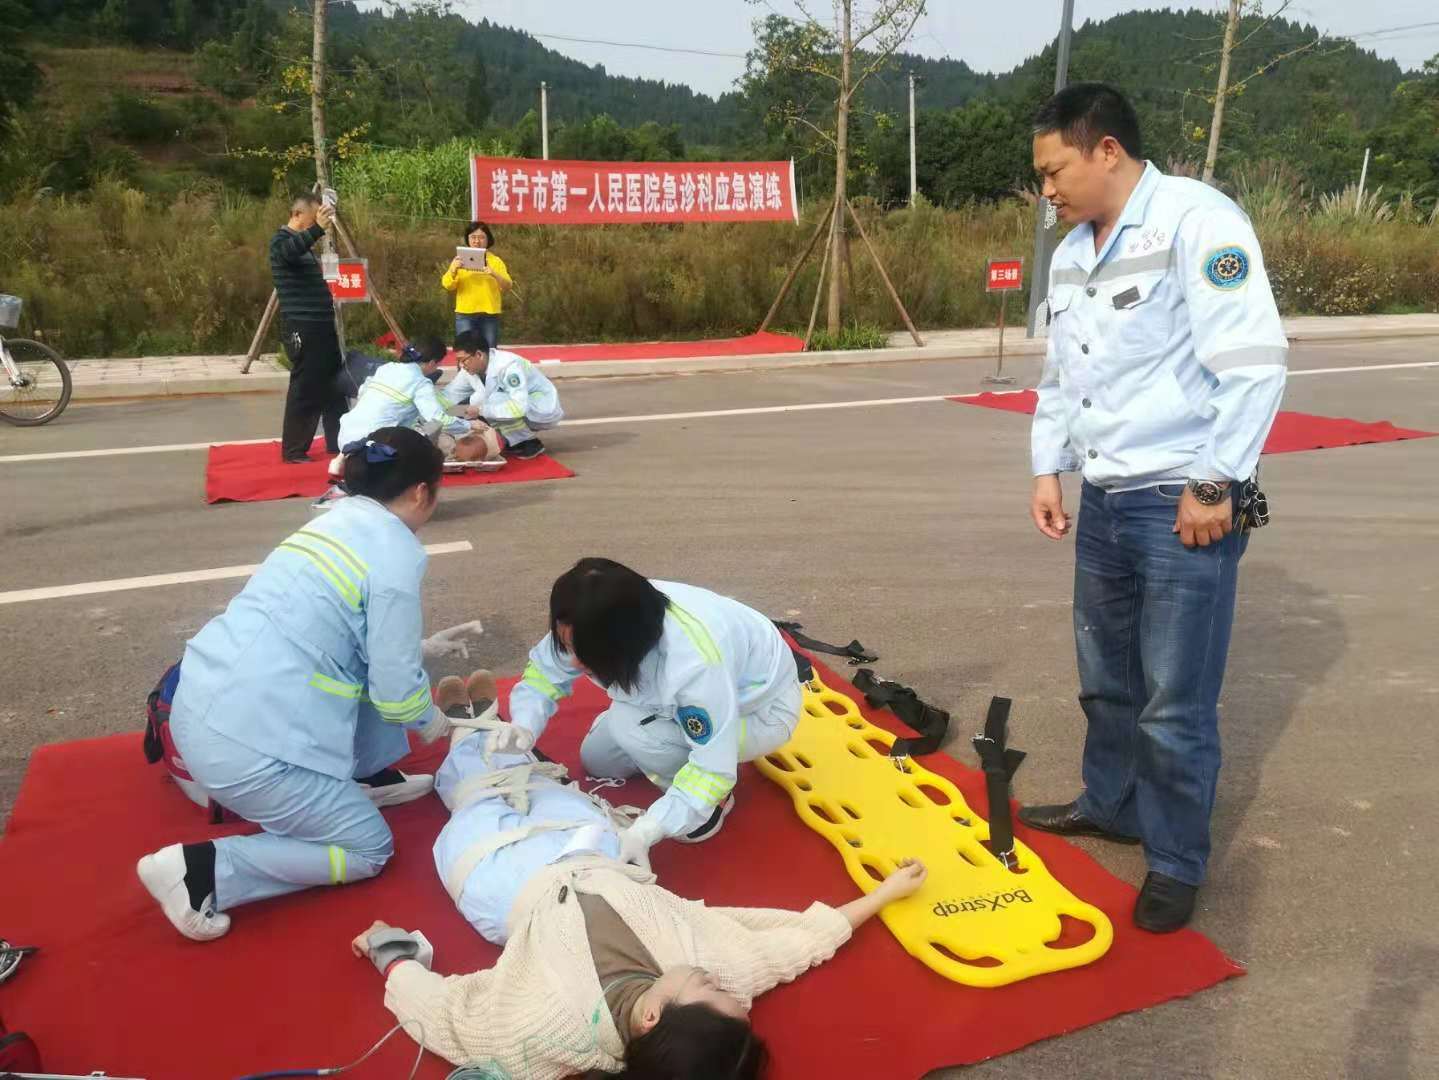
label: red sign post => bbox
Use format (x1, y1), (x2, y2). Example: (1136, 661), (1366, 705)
(984, 258), (1024, 385)
(327, 259), (370, 304)
(470, 157), (798, 225)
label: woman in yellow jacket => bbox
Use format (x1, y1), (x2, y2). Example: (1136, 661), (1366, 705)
(442, 220), (512, 349)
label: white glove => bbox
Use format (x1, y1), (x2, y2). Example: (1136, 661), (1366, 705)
(485, 721), (535, 756)
(422, 620), (485, 663)
(617, 815), (666, 873)
(419, 706), (453, 744)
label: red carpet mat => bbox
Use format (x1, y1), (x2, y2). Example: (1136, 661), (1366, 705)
(0, 658), (1240, 1079)
(204, 438), (574, 504)
(378, 330), (804, 364)
(949, 389), (1437, 453)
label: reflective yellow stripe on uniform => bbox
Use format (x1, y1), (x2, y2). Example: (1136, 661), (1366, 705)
(370, 684), (432, 723)
(309, 672), (363, 699)
(667, 603), (721, 664)
(365, 381), (412, 405)
(521, 661), (564, 702)
(277, 540), (361, 610)
(295, 529), (370, 578)
(328, 844), (347, 884)
(673, 762), (733, 807)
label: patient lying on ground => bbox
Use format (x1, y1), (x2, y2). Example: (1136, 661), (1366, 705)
(350, 670), (926, 1079)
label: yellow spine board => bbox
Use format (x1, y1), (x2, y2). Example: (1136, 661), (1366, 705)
(756, 672), (1113, 987)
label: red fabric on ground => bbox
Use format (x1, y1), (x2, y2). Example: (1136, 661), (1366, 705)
(949, 390), (1437, 453)
(0, 659), (1240, 1079)
(204, 437), (573, 504)
(381, 331), (804, 364)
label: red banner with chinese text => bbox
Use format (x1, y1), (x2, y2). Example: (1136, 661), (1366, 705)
(470, 157), (797, 225)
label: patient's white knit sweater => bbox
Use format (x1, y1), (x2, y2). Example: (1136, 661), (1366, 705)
(384, 855), (853, 1077)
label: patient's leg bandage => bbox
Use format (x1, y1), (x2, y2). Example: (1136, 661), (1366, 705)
(433, 733), (622, 944)
(757, 669), (1113, 987)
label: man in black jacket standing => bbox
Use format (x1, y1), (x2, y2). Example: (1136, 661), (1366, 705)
(270, 193), (346, 463)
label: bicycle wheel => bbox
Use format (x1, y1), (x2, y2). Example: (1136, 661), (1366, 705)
(0, 338), (73, 425)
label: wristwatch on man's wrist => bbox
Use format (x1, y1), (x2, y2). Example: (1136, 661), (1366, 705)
(1187, 479), (1230, 505)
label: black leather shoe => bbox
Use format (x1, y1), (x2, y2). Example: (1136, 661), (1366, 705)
(1017, 801), (1142, 844)
(1134, 872), (1198, 933)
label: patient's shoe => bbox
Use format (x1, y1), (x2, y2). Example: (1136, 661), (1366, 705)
(675, 794), (735, 844)
(311, 484), (348, 512)
(357, 768), (435, 807)
(137, 843), (231, 942)
(465, 669), (499, 714)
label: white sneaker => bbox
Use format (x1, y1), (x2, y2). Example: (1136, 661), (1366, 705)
(311, 484), (348, 512)
(675, 794), (736, 844)
(359, 771), (435, 808)
(136, 844), (231, 942)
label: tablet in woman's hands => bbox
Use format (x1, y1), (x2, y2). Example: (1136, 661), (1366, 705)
(455, 246), (488, 270)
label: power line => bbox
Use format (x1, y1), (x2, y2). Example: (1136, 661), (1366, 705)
(524, 31), (747, 61)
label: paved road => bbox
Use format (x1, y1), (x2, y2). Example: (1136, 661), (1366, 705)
(2, 340), (1437, 1078)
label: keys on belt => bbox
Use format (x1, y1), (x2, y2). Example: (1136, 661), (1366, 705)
(1238, 475), (1270, 531)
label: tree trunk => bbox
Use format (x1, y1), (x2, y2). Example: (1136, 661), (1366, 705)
(826, 0), (852, 336)
(1202, 0), (1240, 184)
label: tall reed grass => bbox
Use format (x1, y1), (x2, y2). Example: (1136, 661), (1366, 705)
(2, 179), (1434, 358)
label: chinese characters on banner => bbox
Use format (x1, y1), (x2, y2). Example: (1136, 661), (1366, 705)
(986, 259), (1024, 292)
(328, 259), (370, 303)
(470, 157), (798, 225)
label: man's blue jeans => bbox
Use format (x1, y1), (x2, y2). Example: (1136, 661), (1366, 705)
(455, 313), (500, 350)
(1072, 480), (1247, 886)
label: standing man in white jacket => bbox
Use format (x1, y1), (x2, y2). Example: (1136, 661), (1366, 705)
(1019, 83), (1286, 934)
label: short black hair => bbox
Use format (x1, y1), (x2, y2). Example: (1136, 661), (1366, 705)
(549, 558), (667, 693)
(1033, 82), (1142, 159)
(612, 1003), (768, 1080)
(291, 192), (322, 212)
(341, 425), (444, 505)
(400, 336), (448, 364)
(463, 220), (495, 248)
(453, 329), (488, 356)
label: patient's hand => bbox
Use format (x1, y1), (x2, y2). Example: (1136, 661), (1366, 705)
(877, 859), (927, 902)
(351, 920), (393, 957)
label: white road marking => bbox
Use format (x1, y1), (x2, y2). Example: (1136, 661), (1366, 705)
(0, 541), (473, 606)
(1, 360), (1434, 465)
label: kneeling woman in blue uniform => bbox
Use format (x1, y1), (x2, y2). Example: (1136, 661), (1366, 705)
(502, 559), (804, 872)
(137, 427), (459, 941)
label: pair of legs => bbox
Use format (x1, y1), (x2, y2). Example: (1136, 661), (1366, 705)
(281, 321), (347, 461)
(1070, 481), (1247, 886)
(434, 732), (620, 945)
(455, 313), (501, 350)
(491, 414), (559, 452)
(140, 709), (423, 939)
(579, 680), (803, 802)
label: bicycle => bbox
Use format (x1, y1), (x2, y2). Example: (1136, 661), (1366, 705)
(0, 294), (72, 426)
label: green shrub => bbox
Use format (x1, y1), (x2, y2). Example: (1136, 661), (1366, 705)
(2, 179), (1435, 358)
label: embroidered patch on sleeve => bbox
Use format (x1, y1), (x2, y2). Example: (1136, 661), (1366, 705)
(677, 705), (714, 744)
(1203, 246), (1250, 290)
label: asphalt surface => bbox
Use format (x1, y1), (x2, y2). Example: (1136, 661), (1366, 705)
(2, 340), (1437, 1078)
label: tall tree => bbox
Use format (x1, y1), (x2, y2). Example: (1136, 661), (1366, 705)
(748, 0), (926, 334)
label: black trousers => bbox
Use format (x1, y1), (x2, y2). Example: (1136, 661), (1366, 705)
(280, 320), (346, 460)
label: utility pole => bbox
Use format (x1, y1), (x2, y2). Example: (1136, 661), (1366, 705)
(908, 70), (918, 205)
(311, 0), (329, 191)
(540, 80), (549, 160)
(827, 0), (854, 336)
(1026, 0), (1074, 337)
(1203, 0), (1241, 184)
(1355, 146), (1371, 210)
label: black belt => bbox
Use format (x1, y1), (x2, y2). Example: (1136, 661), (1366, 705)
(971, 697), (1026, 869)
(851, 668), (951, 765)
(774, 621), (878, 667)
